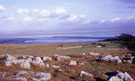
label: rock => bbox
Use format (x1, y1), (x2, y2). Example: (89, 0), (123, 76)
(16, 71), (29, 77)
(90, 52), (100, 56)
(96, 45), (102, 48)
(102, 55), (113, 61)
(94, 55), (122, 63)
(4, 58), (32, 69)
(55, 54), (71, 61)
(14, 77), (27, 81)
(106, 71), (134, 81)
(3, 54), (16, 61)
(123, 56), (135, 64)
(0, 72), (6, 77)
(4, 58), (31, 69)
(31, 57), (45, 67)
(20, 60), (31, 69)
(132, 57), (135, 63)
(16, 55), (27, 59)
(79, 62), (84, 65)
(69, 60), (77, 66)
(110, 56), (122, 63)
(41, 56), (52, 61)
(45, 63), (50, 68)
(80, 53), (86, 55)
(79, 71), (93, 77)
(124, 72), (134, 81)
(33, 72), (51, 81)
(4, 60), (23, 66)
(8, 75), (27, 81)
(52, 65), (60, 69)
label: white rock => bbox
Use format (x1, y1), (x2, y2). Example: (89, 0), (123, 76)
(90, 52), (100, 56)
(4, 59), (23, 66)
(52, 65), (60, 69)
(110, 56), (122, 63)
(55, 54), (71, 61)
(124, 72), (134, 81)
(16, 55), (27, 59)
(3, 54), (16, 61)
(42, 56), (52, 61)
(8, 76), (27, 81)
(4, 59), (31, 69)
(69, 60), (77, 66)
(79, 71), (93, 77)
(106, 71), (134, 81)
(0, 72), (6, 77)
(45, 63), (49, 68)
(32, 57), (45, 67)
(14, 77), (27, 81)
(79, 62), (84, 65)
(16, 71), (29, 76)
(80, 53), (86, 55)
(20, 60), (31, 69)
(103, 55), (113, 61)
(34, 72), (51, 81)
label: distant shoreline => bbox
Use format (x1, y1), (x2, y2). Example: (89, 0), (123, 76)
(0, 36), (115, 44)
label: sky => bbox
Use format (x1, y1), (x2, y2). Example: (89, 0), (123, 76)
(0, 0), (135, 34)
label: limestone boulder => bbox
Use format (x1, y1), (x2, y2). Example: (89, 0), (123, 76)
(69, 60), (77, 66)
(79, 71), (93, 77)
(106, 71), (134, 81)
(2, 54), (16, 61)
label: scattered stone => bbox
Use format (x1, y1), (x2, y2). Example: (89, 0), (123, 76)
(69, 60), (77, 66)
(16, 55), (27, 59)
(96, 45), (102, 48)
(33, 72), (51, 81)
(123, 54), (135, 64)
(8, 75), (27, 81)
(31, 57), (45, 67)
(52, 65), (60, 69)
(79, 62), (84, 65)
(14, 77), (27, 81)
(105, 71), (134, 81)
(2, 54), (16, 61)
(4, 59), (32, 69)
(93, 55), (122, 63)
(0, 72), (6, 77)
(79, 71), (93, 77)
(20, 60), (31, 69)
(90, 52), (100, 56)
(41, 56), (52, 61)
(80, 53), (86, 55)
(110, 56), (122, 63)
(55, 54), (71, 61)
(16, 71), (29, 77)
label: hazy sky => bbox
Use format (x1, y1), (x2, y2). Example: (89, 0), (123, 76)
(0, 0), (135, 33)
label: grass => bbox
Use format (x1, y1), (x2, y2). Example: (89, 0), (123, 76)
(0, 42), (134, 81)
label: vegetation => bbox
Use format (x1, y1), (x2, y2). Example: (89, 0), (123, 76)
(117, 34), (135, 53)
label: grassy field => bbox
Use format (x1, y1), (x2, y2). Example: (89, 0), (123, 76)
(0, 42), (134, 81)
(0, 42), (124, 56)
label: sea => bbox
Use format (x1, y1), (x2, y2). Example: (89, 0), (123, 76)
(0, 31), (134, 44)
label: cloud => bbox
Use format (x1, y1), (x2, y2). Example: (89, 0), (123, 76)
(32, 9), (40, 13)
(0, 5), (6, 12)
(6, 17), (15, 21)
(39, 9), (50, 17)
(17, 9), (29, 14)
(23, 17), (33, 22)
(110, 17), (120, 23)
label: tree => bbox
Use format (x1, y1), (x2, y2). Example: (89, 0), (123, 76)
(117, 34), (135, 54)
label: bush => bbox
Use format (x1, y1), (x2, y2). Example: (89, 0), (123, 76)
(117, 34), (135, 53)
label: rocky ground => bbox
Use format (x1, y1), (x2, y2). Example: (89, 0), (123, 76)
(0, 52), (134, 81)
(0, 42), (135, 81)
